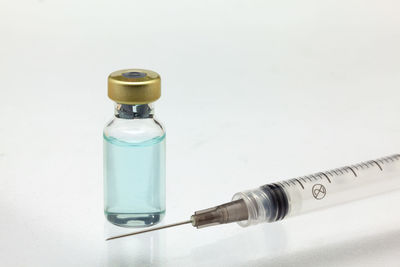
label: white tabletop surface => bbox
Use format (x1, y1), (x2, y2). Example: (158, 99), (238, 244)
(1, 1), (400, 266)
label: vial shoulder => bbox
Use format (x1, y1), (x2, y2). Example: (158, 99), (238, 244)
(103, 117), (165, 144)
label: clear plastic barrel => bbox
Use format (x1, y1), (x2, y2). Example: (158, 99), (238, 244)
(233, 154), (400, 227)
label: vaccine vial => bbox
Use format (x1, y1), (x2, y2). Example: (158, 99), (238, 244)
(104, 69), (166, 227)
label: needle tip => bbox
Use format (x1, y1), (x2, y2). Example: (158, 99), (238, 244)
(105, 219), (192, 241)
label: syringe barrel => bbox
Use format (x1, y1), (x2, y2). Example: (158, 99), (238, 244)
(233, 154), (400, 227)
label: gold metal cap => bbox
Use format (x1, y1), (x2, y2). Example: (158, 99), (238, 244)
(108, 69), (161, 104)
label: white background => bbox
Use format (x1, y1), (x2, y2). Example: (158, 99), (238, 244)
(1, 0), (400, 266)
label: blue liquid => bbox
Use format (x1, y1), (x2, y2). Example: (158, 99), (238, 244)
(104, 134), (166, 227)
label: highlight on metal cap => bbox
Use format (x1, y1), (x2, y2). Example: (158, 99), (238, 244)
(108, 69), (161, 104)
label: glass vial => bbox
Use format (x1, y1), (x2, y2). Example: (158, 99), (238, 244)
(104, 69), (166, 227)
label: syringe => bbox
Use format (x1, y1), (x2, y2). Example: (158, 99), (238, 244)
(107, 154), (400, 240)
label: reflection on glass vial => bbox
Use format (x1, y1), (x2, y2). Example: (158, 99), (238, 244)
(104, 69), (165, 227)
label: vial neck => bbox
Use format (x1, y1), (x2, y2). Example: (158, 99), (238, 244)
(114, 103), (154, 119)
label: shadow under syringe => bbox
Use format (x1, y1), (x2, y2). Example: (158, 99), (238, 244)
(257, 227), (400, 267)
(178, 224), (400, 267)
